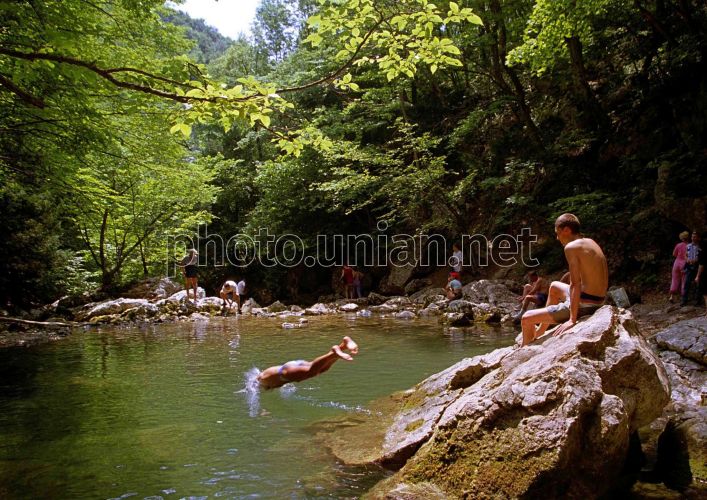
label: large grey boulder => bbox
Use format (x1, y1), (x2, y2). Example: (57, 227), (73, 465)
(653, 316), (707, 485)
(76, 298), (154, 321)
(330, 306), (670, 498)
(463, 279), (517, 302)
(379, 259), (417, 295)
(655, 317), (707, 366)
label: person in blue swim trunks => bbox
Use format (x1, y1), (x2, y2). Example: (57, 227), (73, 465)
(521, 213), (608, 346)
(257, 336), (359, 390)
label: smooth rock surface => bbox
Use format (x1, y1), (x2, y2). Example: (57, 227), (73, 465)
(655, 316), (707, 365)
(653, 316), (707, 485)
(76, 298), (153, 321)
(330, 307), (670, 499)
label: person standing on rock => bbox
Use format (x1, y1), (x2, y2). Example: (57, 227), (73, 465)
(521, 214), (608, 346)
(669, 231), (690, 303)
(177, 248), (199, 303)
(681, 231), (702, 307)
(352, 267), (364, 299)
(695, 239), (706, 313)
(450, 242), (463, 276)
(341, 263), (355, 299)
(236, 279), (246, 308)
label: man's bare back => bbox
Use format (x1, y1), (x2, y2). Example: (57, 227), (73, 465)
(564, 237), (608, 299)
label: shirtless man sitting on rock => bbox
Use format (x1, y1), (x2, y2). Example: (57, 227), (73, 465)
(257, 336), (359, 390)
(521, 213), (608, 346)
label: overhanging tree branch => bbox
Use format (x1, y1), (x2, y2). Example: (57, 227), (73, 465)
(0, 48), (223, 104)
(0, 73), (45, 108)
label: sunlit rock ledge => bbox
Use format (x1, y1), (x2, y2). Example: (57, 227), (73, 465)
(320, 306), (672, 499)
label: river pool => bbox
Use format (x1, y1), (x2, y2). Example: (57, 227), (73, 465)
(0, 316), (516, 499)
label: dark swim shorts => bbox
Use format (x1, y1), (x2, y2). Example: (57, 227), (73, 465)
(184, 265), (198, 278)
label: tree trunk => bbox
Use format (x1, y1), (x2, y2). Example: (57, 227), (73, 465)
(564, 36), (610, 133)
(99, 208), (109, 285)
(488, 0), (544, 148)
(139, 241), (148, 277)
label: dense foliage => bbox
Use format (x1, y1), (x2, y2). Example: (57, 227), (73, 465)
(1, 0), (705, 308)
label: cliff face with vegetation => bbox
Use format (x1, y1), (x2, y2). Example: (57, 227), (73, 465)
(1, 1), (706, 309)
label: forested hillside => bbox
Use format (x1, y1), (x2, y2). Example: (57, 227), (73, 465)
(1, 0), (705, 309)
(163, 9), (233, 63)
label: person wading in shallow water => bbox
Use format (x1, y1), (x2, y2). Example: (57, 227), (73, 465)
(520, 213), (608, 346)
(257, 337), (359, 390)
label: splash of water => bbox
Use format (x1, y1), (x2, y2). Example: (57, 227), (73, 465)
(243, 367), (262, 417)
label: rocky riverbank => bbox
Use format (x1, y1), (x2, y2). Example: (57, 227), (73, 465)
(4, 278), (523, 330)
(1, 278), (704, 495)
(314, 306), (706, 498)
(0, 277), (523, 347)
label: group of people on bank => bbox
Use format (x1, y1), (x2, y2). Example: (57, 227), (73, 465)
(511, 220), (705, 346)
(176, 248), (246, 315)
(670, 230), (705, 307)
(179, 214), (705, 389)
(444, 214), (607, 346)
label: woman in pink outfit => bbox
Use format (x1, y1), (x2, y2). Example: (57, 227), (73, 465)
(670, 231), (690, 302)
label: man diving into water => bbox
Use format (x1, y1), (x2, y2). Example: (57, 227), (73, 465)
(257, 336), (359, 390)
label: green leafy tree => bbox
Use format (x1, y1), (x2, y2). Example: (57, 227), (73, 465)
(70, 115), (218, 289)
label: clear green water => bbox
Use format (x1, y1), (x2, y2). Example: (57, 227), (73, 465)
(0, 316), (516, 499)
